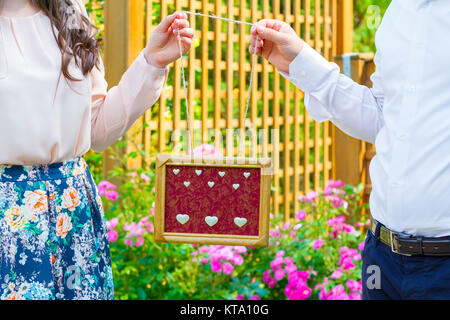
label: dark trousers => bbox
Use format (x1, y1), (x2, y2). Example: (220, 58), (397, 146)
(361, 227), (450, 299)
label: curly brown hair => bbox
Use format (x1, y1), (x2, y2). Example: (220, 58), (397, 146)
(31, 0), (101, 82)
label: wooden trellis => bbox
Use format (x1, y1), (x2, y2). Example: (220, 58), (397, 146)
(97, 0), (356, 222)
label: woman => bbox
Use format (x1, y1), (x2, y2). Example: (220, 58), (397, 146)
(0, 0), (193, 300)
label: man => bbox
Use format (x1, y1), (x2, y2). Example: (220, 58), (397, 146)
(250, 0), (450, 299)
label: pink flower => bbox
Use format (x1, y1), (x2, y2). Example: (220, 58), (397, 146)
(276, 250), (285, 258)
(98, 181), (116, 197)
(200, 258), (209, 264)
(106, 218), (119, 230)
(296, 210), (306, 221)
(263, 270), (277, 288)
(107, 229), (118, 242)
(234, 246), (247, 254)
(269, 230), (280, 238)
(134, 236), (144, 247)
(330, 270), (343, 279)
(249, 295), (260, 300)
(123, 222), (145, 247)
(348, 292), (362, 300)
(211, 261), (222, 273)
(358, 241), (365, 252)
(139, 216), (153, 233)
(106, 218), (119, 242)
(305, 191), (318, 202)
(222, 262), (234, 275)
(285, 263), (297, 275)
(346, 279), (362, 292)
(140, 173), (151, 183)
(320, 284), (349, 300)
(270, 257), (283, 269)
(282, 222), (290, 230)
(235, 295), (245, 300)
(312, 239), (323, 250)
(327, 179), (345, 188)
(124, 222), (144, 237)
(343, 224), (356, 234)
(106, 190), (119, 201)
(274, 268), (285, 281)
(231, 254), (244, 266)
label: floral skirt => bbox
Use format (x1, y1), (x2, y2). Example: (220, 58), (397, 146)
(0, 157), (114, 300)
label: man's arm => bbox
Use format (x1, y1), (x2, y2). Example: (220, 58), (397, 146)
(250, 20), (384, 144)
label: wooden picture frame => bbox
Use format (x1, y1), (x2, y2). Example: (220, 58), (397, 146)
(154, 154), (272, 247)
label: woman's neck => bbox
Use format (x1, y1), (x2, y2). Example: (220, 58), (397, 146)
(0, 0), (40, 18)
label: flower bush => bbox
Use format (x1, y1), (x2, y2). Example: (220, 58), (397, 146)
(88, 142), (369, 300)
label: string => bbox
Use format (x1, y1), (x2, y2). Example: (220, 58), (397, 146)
(238, 35), (258, 157)
(175, 11), (259, 157)
(176, 28), (193, 154)
(183, 11), (254, 26)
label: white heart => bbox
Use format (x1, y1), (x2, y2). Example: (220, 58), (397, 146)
(184, 181), (191, 187)
(208, 181), (215, 188)
(195, 170), (202, 176)
(176, 214), (190, 225)
(243, 172), (250, 178)
(218, 171), (226, 177)
(233, 184), (240, 190)
(234, 217), (247, 228)
(205, 216), (218, 227)
(173, 169), (180, 175)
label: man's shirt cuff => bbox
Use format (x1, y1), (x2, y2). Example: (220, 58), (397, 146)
(278, 42), (337, 93)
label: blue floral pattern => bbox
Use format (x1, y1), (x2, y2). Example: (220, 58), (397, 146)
(0, 157), (113, 300)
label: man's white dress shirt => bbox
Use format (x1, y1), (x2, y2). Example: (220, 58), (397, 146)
(281, 0), (450, 236)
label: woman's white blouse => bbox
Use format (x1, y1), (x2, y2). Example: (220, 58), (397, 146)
(0, 1), (167, 165)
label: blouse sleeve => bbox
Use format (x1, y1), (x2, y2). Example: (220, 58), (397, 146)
(73, 0), (169, 152)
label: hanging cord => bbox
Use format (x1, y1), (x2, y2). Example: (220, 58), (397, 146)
(176, 27), (193, 154)
(183, 11), (254, 26)
(175, 12), (259, 157)
(238, 34), (259, 157)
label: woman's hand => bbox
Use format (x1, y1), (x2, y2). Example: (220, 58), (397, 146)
(144, 12), (194, 69)
(249, 19), (304, 74)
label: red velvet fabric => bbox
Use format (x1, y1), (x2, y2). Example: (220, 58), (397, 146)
(164, 165), (261, 235)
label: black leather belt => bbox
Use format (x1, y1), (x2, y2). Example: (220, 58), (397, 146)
(370, 218), (450, 256)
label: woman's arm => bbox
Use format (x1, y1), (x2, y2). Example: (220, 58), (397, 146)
(72, 0), (193, 152)
(89, 52), (168, 152)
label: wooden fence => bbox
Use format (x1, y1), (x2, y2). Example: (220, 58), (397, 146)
(93, 0), (363, 222)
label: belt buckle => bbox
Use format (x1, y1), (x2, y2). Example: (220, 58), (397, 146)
(390, 232), (412, 256)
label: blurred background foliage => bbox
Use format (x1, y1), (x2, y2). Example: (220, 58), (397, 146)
(353, 0), (391, 52)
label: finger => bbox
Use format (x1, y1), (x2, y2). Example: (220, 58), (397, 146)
(181, 38), (193, 52)
(156, 13), (177, 33)
(171, 18), (190, 31)
(251, 19), (278, 36)
(254, 23), (287, 43)
(174, 11), (187, 20)
(249, 43), (261, 54)
(249, 35), (264, 49)
(174, 27), (194, 38)
(248, 44), (262, 56)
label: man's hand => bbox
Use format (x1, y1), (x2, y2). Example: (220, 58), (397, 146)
(144, 12), (194, 69)
(249, 19), (304, 74)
